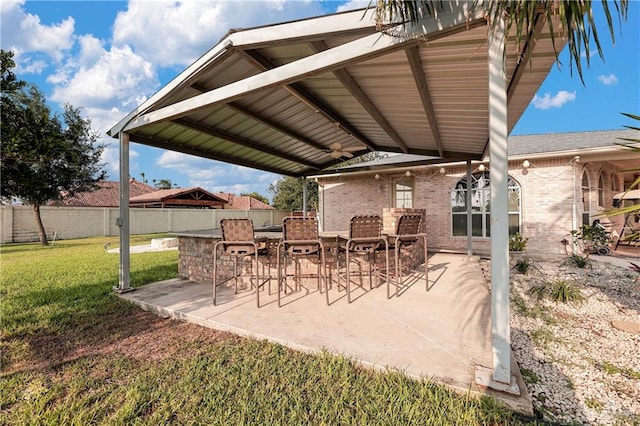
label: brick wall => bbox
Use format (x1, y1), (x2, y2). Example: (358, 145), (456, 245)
(319, 158), (624, 257)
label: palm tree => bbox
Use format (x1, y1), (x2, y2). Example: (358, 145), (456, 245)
(371, 0), (629, 83)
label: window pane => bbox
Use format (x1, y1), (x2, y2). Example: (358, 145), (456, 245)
(508, 188), (520, 211)
(472, 214), (483, 237)
(451, 190), (466, 212)
(395, 180), (413, 208)
(471, 190), (483, 212)
(452, 215), (467, 236)
(509, 214), (520, 235)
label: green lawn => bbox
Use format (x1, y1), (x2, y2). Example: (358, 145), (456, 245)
(1, 235), (533, 425)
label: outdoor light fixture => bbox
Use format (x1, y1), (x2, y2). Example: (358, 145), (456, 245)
(574, 155), (580, 163)
(374, 174), (381, 180)
(522, 160), (530, 169)
(439, 167), (446, 174)
(478, 164), (486, 172)
(405, 170), (412, 177)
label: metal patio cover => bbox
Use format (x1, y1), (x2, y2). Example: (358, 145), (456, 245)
(108, 3), (563, 177)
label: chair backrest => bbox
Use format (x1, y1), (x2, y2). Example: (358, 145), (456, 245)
(350, 215), (382, 239)
(395, 214), (423, 245)
(220, 218), (255, 255)
(349, 215), (382, 252)
(283, 216), (319, 254)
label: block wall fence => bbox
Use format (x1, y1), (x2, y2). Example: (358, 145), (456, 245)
(318, 159), (626, 257)
(0, 207), (290, 244)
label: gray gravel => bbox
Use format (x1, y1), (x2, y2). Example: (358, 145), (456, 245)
(480, 258), (640, 425)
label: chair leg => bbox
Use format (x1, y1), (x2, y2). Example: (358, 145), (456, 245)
(346, 249), (352, 303)
(277, 249), (282, 308)
(424, 236), (429, 292)
(395, 244), (401, 298)
(254, 251), (260, 308)
(213, 244), (218, 306)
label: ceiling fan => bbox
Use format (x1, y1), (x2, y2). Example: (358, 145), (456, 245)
(325, 122), (365, 159)
(327, 142), (363, 159)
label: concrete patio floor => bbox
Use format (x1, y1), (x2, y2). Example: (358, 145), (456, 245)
(117, 252), (532, 415)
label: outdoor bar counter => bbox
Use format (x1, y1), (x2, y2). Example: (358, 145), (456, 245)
(174, 207), (426, 286)
(174, 227), (284, 284)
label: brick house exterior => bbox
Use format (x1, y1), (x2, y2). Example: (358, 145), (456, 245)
(316, 130), (638, 257)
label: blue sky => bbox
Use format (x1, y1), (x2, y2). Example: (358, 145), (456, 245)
(2, 1), (638, 200)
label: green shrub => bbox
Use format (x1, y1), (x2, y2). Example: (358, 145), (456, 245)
(514, 258), (532, 274)
(509, 233), (528, 251)
(564, 253), (590, 268)
(528, 279), (584, 304)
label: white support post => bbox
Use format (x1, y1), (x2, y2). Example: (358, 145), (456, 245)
(116, 132), (132, 293)
(466, 160), (473, 257)
(475, 15), (518, 395)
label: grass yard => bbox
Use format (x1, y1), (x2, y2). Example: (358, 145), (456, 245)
(1, 235), (532, 425)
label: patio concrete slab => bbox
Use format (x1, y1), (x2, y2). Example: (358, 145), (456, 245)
(117, 252), (532, 415)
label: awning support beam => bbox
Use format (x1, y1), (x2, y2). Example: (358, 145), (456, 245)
(309, 40), (409, 153)
(405, 45), (444, 157)
(237, 49), (380, 152)
(475, 14), (519, 395)
(116, 132), (132, 293)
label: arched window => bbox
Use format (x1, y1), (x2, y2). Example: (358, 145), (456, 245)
(611, 173), (619, 193)
(451, 172), (521, 237)
(598, 172), (605, 207)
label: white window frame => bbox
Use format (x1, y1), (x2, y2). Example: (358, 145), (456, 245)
(451, 172), (521, 237)
(393, 177), (414, 208)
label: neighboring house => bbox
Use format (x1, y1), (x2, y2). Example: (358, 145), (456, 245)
(215, 192), (274, 210)
(314, 129), (639, 257)
(48, 179), (156, 207)
(129, 187), (227, 209)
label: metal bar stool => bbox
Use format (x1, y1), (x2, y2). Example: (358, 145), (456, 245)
(213, 218), (270, 307)
(277, 216), (326, 307)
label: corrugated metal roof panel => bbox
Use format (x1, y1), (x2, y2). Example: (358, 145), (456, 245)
(110, 4), (565, 176)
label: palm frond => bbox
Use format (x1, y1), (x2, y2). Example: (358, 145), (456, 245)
(372, 1), (629, 84)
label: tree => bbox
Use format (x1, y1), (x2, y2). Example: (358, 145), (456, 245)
(152, 178), (177, 189)
(1, 50), (106, 245)
(372, 1), (628, 83)
(240, 191), (270, 205)
(268, 177), (318, 211)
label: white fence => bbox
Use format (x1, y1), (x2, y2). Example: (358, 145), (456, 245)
(0, 206), (291, 244)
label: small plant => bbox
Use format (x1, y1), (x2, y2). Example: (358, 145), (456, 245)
(564, 253), (590, 269)
(585, 398), (604, 413)
(520, 368), (539, 384)
(514, 258), (532, 274)
(509, 233), (528, 252)
(528, 279), (584, 304)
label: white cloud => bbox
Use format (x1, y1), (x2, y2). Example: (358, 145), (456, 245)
(156, 151), (277, 194)
(112, 0), (324, 67)
(0, 0), (75, 64)
(50, 45), (158, 110)
(597, 74), (618, 85)
(336, 0), (370, 13)
(101, 142), (139, 179)
(531, 90), (576, 110)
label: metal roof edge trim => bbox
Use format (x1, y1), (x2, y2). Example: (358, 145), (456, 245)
(311, 145), (639, 179)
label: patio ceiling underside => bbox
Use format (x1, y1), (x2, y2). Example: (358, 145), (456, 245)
(109, 5), (562, 177)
